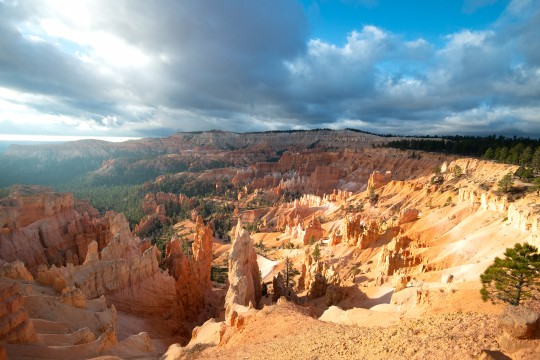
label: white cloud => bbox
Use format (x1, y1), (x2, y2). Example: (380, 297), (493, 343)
(0, 0), (539, 137)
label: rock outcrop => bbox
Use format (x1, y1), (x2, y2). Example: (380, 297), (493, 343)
(368, 171), (392, 190)
(298, 247), (341, 299)
(272, 272), (299, 304)
(0, 282), (37, 344)
(498, 305), (539, 340)
(36, 213), (177, 318)
(398, 208), (419, 225)
(0, 260), (33, 281)
(165, 216), (213, 322)
(224, 221), (261, 321)
(0, 186), (119, 275)
(497, 305), (540, 356)
(339, 216), (384, 249)
(303, 218), (324, 245)
(378, 236), (418, 276)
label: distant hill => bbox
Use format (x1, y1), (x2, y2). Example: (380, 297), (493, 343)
(0, 129), (398, 187)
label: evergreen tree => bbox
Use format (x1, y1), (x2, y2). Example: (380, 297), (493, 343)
(452, 165), (463, 178)
(480, 243), (540, 305)
(497, 146), (509, 163)
(532, 147), (540, 171)
(507, 143), (524, 165)
(312, 243), (321, 262)
(284, 257), (299, 288)
(483, 147), (494, 160)
(497, 173), (514, 193)
(519, 146), (533, 167)
(368, 185), (377, 203)
(532, 177), (540, 196)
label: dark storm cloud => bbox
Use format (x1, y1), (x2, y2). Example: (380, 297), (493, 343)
(0, 0), (538, 137)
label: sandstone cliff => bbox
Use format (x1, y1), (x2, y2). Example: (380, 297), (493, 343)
(165, 216), (213, 322)
(224, 221), (262, 321)
(0, 186), (117, 274)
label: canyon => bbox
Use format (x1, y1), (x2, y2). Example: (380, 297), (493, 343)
(0, 130), (539, 359)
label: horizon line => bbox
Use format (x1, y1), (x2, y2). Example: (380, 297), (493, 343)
(0, 134), (142, 143)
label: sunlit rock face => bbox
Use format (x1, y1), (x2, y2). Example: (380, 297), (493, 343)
(224, 221), (261, 322)
(0, 186), (118, 274)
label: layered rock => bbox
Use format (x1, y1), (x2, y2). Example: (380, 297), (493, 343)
(309, 165), (342, 194)
(378, 236), (419, 276)
(340, 215), (363, 247)
(0, 283), (37, 344)
(303, 218), (324, 245)
(224, 221), (262, 321)
(368, 171), (392, 190)
(165, 216), (213, 322)
(339, 216), (383, 249)
(36, 214), (177, 318)
(298, 247), (341, 299)
(0, 186), (117, 274)
(0, 260), (33, 281)
(38, 244), (177, 317)
(458, 188), (539, 233)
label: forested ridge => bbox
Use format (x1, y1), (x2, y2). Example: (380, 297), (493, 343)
(385, 135), (540, 170)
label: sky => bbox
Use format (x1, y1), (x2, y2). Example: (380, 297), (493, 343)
(0, 0), (539, 140)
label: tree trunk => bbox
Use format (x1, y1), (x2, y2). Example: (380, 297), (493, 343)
(515, 274), (524, 306)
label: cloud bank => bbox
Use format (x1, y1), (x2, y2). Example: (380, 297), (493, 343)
(0, 0), (538, 137)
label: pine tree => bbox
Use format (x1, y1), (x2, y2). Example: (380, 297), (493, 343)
(452, 165), (463, 178)
(497, 146), (509, 162)
(497, 173), (514, 193)
(312, 243), (320, 262)
(519, 146), (533, 167)
(483, 147), (494, 160)
(532, 177), (540, 196)
(480, 243), (540, 305)
(508, 143), (525, 165)
(532, 147), (540, 171)
(284, 256), (299, 288)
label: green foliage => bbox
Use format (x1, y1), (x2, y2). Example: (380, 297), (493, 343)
(452, 165), (463, 178)
(152, 222), (175, 257)
(532, 178), (540, 195)
(284, 256), (300, 288)
(520, 146), (533, 166)
(385, 135), (540, 167)
(182, 239), (194, 256)
(56, 182), (145, 227)
(254, 239), (266, 254)
(368, 186), (378, 203)
(480, 243), (540, 305)
(430, 174), (444, 185)
(0, 187), (9, 199)
(312, 243), (321, 262)
(244, 221), (259, 234)
(497, 173), (514, 193)
(514, 167), (534, 182)
(532, 147), (540, 171)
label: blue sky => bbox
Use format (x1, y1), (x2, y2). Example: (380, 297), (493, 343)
(0, 0), (538, 140)
(302, 0), (509, 44)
